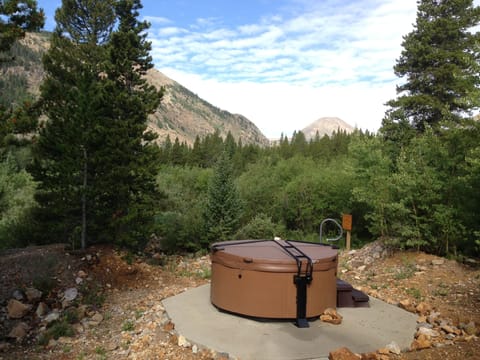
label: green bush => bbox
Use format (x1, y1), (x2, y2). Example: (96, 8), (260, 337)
(234, 213), (285, 240)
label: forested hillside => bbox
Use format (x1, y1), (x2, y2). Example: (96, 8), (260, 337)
(0, 0), (479, 259)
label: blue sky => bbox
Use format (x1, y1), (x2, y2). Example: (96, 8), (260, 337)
(39, 0), (421, 139)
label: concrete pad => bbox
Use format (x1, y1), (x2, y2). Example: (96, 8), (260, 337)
(162, 284), (417, 360)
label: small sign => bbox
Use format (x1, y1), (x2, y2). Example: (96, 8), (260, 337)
(342, 214), (352, 231)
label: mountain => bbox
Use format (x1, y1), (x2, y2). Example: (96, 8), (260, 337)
(146, 69), (269, 146)
(1, 32), (269, 147)
(301, 117), (354, 140)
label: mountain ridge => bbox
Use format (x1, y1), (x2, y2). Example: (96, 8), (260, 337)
(1, 32), (269, 147)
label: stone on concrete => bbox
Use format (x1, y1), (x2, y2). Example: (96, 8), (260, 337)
(329, 347), (359, 360)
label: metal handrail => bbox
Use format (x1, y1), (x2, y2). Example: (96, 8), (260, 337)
(319, 218), (343, 243)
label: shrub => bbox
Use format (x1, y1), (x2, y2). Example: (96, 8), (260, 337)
(234, 213), (285, 240)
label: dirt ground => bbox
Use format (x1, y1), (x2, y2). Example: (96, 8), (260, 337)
(0, 242), (479, 360)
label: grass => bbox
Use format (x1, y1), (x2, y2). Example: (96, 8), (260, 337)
(80, 282), (105, 308)
(393, 258), (416, 280)
(122, 320), (135, 332)
(121, 251), (135, 265)
(406, 287), (422, 300)
(434, 282), (449, 296)
(95, 346), (107, 360)
(134, 309), (144, 319)
(63, 307), (79, 324)
(37, 319), (75, 346)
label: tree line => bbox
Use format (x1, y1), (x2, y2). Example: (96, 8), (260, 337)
(0, 0), (479, 258)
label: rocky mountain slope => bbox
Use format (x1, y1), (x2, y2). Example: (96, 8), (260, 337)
(301, 116), (354, 140)
(1, 32), (269, 147)
(146, 69), (269, 146)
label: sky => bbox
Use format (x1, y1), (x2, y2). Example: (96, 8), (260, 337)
(39, 0), (420, 139)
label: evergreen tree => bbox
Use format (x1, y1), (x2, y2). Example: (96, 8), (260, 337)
(31, 0), (162, 249)
(383, 0), (480, 133)
(203, 151), (242, 245)
(87, 0), (163, 248)
(0, 0), (44, 57)
(31, 0), (115, 248)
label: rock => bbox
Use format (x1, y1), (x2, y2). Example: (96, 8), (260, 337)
(0, 342), (11, 352)
(357, 265), (366, 272)
(7, 299), (31, 319)
(464, 321), (477, 336)
(417, 315), (427, 323)
(153, 252), (163, 260)
(385, 341), (401, 355)
(320, 308), (343, 325)
(77, 270), (88, 278)
(178, 335), (190, 347)
(377, 348), (389, 355)
(89, 312), (103, 326)
(47, 338), (57, 348)
(360, 353), (379, 360)
(76, 304), (87, 321)
(329, 347), (359, 360)
(363, 256), (374, 265)
(431, 259), (445, 265)
(398, 298), (415, 313)
(441, 324), (461, 335)
(43, 310), (60, 324)
(36, 302), (48, 317)
(57, 336), (73, 344)
(417, 326), (440, 337)
(75, 277), (83, 285)
(72, 323), (84, 334)
(63, 287), (78, 301)
(427, 311), (441, 324)
(415, 302), (432, 315)
(411, 334), (432, 350)
(106, 341), (118, 351)
(25, 287), (42, 302)
(8, 322), (30, 340)
(163, 321), (175, 332)
(416, 322), (432, 329)
(12, 289), (25, 301)
(192, 344), (198, 354)
(445, 333), (456, 340)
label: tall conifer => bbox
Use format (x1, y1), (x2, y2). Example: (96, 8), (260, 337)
(383, 0), (480, 133)
(31, 0), (162, 249)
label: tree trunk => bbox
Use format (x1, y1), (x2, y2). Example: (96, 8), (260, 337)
(81, 147), (87, 250)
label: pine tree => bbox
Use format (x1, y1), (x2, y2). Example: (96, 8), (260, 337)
(0, 0), (44, 57)
(31, 0), (115, 249)
(383, 0), (480, 133)
(203, 151), (242, 245)
(31, 0), (162, 249)
(94, 0), (163, 247)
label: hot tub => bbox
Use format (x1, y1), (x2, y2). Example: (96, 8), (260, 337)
(210, 239), (338, 327)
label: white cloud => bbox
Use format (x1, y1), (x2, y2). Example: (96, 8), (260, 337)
(147, 0), (419, 139)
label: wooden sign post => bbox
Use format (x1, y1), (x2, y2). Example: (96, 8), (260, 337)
(342, 214), (352, 251)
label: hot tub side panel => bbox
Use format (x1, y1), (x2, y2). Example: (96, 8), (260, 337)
(210, 262), (337, 319)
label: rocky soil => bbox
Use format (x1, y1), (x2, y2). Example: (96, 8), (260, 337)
(0, 241), (479, 360)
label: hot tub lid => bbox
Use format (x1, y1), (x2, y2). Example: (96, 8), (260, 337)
(211, 239), (338, 273)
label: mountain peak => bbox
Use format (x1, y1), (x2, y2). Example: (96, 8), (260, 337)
(301, 117), (354, 139)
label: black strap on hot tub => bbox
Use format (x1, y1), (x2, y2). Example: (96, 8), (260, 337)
(278, 240), (313, 328)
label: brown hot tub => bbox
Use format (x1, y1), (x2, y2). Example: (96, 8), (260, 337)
(210, 239), (338, 327)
